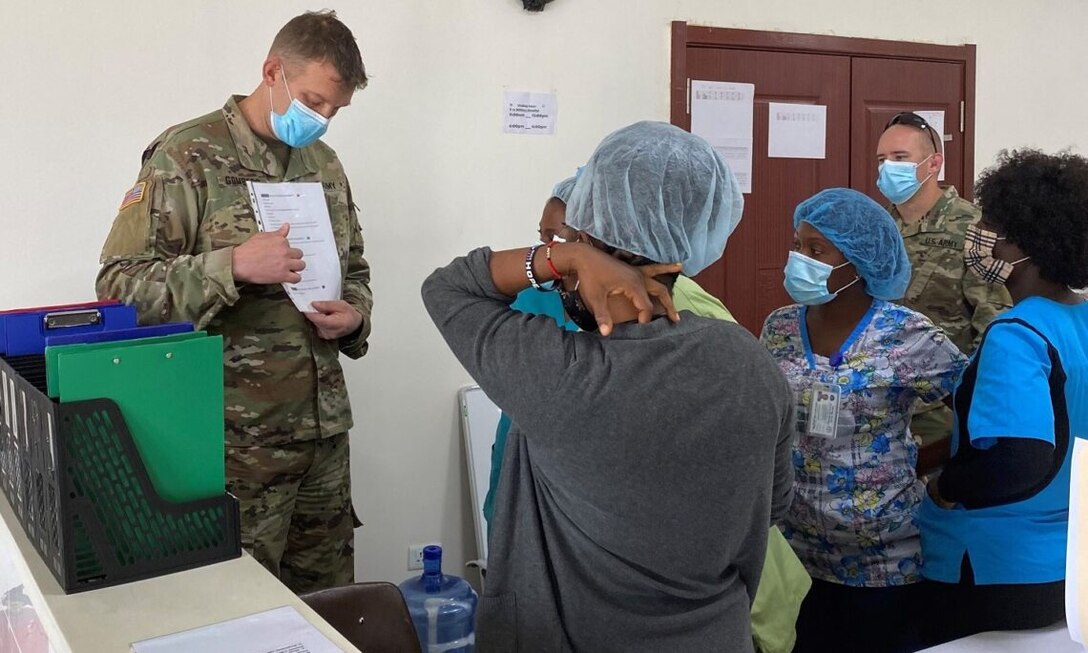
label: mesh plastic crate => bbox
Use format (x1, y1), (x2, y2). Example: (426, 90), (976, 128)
(0, 354), (240, 593)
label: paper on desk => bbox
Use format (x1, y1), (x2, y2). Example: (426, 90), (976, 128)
(247, 181), (342, 313)
(1066, 437), (1088, 646)
(130, 605), (342, 653)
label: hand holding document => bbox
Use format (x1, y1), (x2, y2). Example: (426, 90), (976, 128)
(305, 300), (363, 340)
(231, 223), (305, 285)
(247, 182), (342, 313)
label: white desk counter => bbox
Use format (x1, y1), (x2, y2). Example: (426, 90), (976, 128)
(0, 492), (360, 652)
(917, 621), (1081, 652)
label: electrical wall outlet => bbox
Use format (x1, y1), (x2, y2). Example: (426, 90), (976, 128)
(407, 542), (440, 571)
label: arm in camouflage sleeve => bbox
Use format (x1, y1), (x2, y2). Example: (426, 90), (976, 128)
(337, 198), (373, 359)
(95, 150), (240, 329)
(962, 264), (1012, 353)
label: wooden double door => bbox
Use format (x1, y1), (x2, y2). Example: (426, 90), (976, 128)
(671, 23), (976, 334)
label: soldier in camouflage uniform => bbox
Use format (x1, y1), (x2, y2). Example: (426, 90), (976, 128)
(95, 11), (371, 593)
(876, 112), (1011, 467)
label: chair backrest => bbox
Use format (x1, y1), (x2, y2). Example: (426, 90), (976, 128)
(300, 581), (422, 653)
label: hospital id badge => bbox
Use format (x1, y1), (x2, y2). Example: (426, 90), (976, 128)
(807, 383), (841, 439)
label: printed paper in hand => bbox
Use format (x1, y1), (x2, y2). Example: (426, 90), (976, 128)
(247, 181), (341, 313)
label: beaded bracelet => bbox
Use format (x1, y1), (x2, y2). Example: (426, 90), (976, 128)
(545, 242), (563, 281)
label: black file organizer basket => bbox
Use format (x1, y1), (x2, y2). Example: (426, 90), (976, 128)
(0, 354), (240, 594)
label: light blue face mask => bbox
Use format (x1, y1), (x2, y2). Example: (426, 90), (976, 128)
(783, 251), (859, 305)
(876, 155), (933, 204)
(268, 70), (329, 148)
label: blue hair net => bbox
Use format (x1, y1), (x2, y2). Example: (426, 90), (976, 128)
(551, 175), (577, 203)
(793, 188), (912, 300)
(565, 121), (743, 275)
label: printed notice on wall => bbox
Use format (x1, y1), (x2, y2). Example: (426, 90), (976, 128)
(690, 80), (754, 193)
(503, 90), (557, 135)
(768, 102), (827, 160)
(915, 110), (947, 181)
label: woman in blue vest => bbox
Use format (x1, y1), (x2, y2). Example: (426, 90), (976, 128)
(919, 149), (1088, 644)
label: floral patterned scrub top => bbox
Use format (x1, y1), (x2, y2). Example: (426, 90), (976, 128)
(760, 300), (967, 587)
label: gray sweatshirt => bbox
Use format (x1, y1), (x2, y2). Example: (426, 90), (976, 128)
(422, 249), (794, 653)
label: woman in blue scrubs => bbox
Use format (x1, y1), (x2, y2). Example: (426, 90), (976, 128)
(761, 188), (967, 653)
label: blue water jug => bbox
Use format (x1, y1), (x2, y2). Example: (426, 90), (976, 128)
(399, 545), (478, 652)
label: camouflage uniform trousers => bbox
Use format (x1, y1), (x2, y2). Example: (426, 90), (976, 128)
(226, 432), (358, 593)
(911, 401), (953, 448)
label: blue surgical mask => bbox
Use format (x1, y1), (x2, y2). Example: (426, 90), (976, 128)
(268, 70), (329, 148)
(876, 155), (933, 204)
(783, 251), (859, 305)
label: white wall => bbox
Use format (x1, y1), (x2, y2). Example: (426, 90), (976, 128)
(2, 0), (1083, 584)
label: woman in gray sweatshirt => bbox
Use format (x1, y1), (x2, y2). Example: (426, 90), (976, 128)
(422, 122), (795, 652)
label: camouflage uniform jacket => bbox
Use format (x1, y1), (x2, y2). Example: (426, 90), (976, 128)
(96, 96), (372, 447)
(890, 186), (1011, 355)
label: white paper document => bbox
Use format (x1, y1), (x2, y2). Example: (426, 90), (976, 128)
(247, 181), (342, 313)
(915, 110), (947, 181)
(503, 90), (557, 135)
(768, 102), (827, 160)
(690, 80), (755, 193)
(1066, 437), (1088, 646)
(131, 605), (342, 653)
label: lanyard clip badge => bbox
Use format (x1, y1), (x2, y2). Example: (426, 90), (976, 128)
(807, 382), (841, 439)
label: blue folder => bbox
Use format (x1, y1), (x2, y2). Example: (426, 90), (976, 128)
(44, 322), (193, 348)
(0, 300), (120, 354)
(0, 301), (138, 356)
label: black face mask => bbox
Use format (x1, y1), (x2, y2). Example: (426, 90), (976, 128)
(558, 284), (599, 332)
(556, 239), (662, 332)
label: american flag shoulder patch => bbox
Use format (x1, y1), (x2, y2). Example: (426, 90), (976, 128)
(119, 181), (147, 211)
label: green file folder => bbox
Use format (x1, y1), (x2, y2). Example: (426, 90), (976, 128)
(54, 334), (225, 503)
(45, 331), (207, 399)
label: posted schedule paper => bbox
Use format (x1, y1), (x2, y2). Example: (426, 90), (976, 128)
(130, 605), (343, 653)
(247, 181), (342, 313)
(503, 90), (558, 135)
(768, 102), (827, 159)
(690, 80), (755, 193)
